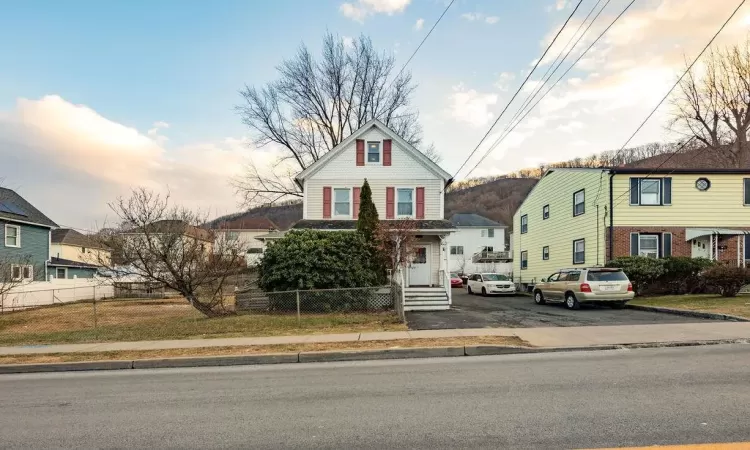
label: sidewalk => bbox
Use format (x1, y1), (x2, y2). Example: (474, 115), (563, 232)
(3, 322), (750, 356)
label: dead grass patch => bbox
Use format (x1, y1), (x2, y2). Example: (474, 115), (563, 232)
(632, 294), (750, 319)
(0, 298), (406, 345)
(0, 336), (526, 365)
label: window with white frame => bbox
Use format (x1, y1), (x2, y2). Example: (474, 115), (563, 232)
(638, 235), (659, 258)
(56, 267), (67, 279)
(520, 215), (528, 234)
(639, 179), (661, 205)
(543, 204), (549, 220)
(488, 228), (495, 238)
(520, 251), (528, 269)
(450, 246), (464, 255)
(333, 188), (351, 216)
(573, 239), (585, 264)
(367, 142), (380, 163)
(4, 224), (20, 247)
(11, 264), (33, 281)
(397, 188), (414, 217)
(542, 246), (549, 260)
(573, 190), (585, 216)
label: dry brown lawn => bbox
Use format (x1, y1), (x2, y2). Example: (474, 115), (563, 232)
(0, 298), (406, 346)
(632, 294), (750, 319)
(0, 336), (526, 365)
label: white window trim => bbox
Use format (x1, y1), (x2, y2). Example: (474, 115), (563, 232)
(395, 186), (416, 218)
(5, 224), (21, 248)
(55, 267), (68, 279)
(520, 214), (528, 234)
(23, 265), (33, 280)
(573, 190), (585, 217)
(638, 234), (660, 258)
(365, 140), (382, 165)
(450, 245), (464, 255)
(332, 187), (352, 218)
(11, 264), (33, 281)
(639, 179), (662, 206)
(573, 239), (585, 264)
(520, 250), (528, 269)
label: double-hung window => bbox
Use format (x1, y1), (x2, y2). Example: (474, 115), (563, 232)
(450, 246), (464, 255)
(520, 215), (528, 234)
(630, 177), (671, 206)
(542, 204), (549, 220)
(367, 142), (380, 163)
(333, 188), (351, 217)
(4, 224), (20, 247)
(11, 264), (33, 281)
(744, 178), (750, 205)
(397, 188), (414, 217)
(573, 190), (585, 216)
(638, 235), (659, 258)
(542, 246), (549, 260)
(520, 251), (528, 270)
(573, 239), (585, 264)
(630, 232), (672, 258)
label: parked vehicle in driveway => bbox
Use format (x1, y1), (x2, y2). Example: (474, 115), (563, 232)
(450, 272), (464, 288)
(467, 273), (515, 296)
(533, 267), (634, 310)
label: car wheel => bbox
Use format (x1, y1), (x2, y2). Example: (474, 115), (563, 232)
(534, 290), (546, 305)
(481, 287), (487, 297)
(467, 286), (473, 295)
(565, 293), (580, 310)
(610, 301), (628, 309)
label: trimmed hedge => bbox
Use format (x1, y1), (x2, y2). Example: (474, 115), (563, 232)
(702, 265), (750, 297)
(258, 229), (379, 292)
(606, 256), (715, 295)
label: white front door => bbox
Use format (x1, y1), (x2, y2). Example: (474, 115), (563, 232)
(692, 237), (711, 259)
(409, 246), (431, 286)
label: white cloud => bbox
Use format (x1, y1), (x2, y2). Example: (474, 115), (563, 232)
(414, 18), (424, 31)
(556, 120), (584, 133)
(0, 95), (287, 229)
(147, 121), (170, 144)
(460, 12), (499, 24)
(340, 0), (411, 22)
(555, 0), (567, 11)
(494, 72), (516, 91)
(447, 84), (498, 128)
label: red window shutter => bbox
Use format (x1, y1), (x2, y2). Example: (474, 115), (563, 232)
(323, 187), (332, 219)
(353, 187), (361, 219)
(386, 187), (395, 219)
(356, 139), (365, 166)
(383, 139), (392, 166)
(416, 187), (425, 219)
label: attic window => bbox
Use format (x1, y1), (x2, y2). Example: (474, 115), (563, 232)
(367, 142), (380, 163)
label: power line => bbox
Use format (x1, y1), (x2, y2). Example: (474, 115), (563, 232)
(607, 0), (746, 206)
(461, 0), (635, 181)
(450, 0), (584, 180)
(385, 0), (456, 92)
(502, 0), (609, 134)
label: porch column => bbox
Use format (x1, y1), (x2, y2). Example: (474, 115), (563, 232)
(440, 236), (451, 305)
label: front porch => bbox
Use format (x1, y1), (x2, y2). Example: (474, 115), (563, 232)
(686, 228), (749, 267)
(397, 232), (454, 311)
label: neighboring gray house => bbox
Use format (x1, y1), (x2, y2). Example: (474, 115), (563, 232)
(0, 187), (58, 282)
(447, 213), (512, 276)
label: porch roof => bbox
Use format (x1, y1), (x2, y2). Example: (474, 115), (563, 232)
(685, 228), (750, 241)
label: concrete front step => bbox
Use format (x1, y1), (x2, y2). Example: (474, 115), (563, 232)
(404, 304), (451, 311)
(405, 296), (449, 302)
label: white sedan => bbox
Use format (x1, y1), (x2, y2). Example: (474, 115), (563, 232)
(467, 273), (515, 296)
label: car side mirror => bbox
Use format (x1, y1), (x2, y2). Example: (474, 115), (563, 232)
(540, 278), (546, 282)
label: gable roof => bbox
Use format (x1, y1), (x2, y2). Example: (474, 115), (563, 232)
(0, 187), (58, 228)
(294, 119), (453, 187)
(449, 213), (506, 227)
(52, 228), (108, 249)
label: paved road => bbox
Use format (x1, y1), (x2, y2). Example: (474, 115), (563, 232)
(407, 290), (716, 329)
(2, 345), (750, 449)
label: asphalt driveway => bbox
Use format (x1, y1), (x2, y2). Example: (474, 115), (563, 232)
(406, 289), (717, 330)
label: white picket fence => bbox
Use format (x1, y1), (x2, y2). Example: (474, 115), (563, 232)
(1, 278), (114, 312)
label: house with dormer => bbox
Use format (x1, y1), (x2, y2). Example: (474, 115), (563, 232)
(291, 119), (455, 310)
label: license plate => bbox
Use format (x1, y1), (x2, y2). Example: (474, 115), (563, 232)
(600, 285), (618, 291)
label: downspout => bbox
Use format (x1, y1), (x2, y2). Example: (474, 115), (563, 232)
(608, 172), (614, 262)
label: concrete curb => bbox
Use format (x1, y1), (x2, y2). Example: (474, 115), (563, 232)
(626, 304), (750, 322)
(1, 340), (748, 374)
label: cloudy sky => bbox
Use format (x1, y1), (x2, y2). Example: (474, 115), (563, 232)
(1, 0), (748, 229)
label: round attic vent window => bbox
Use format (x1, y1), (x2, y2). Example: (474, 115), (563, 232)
(695, 178), (710, 191)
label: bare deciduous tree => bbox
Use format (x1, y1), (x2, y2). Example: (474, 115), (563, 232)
(234, 33), (437, 206)
(670, 40), (750, 167)
(95, 188), (244, 317)
(375, 219), (419, 274)
(0, 255), (34, 306)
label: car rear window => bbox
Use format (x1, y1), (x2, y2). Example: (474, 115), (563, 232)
(587, 270), (628, 281)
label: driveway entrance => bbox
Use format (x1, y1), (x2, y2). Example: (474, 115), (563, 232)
(406, 289), (718, 330)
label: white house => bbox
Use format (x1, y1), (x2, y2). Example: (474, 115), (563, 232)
(293, 118), (455, 311)
(447, 213), (511, 276)
(213, 216), (276, 267)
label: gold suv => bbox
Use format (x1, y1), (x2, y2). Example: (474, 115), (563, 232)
(533, 267), (634, 310)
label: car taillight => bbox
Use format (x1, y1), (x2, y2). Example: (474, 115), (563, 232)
(627, 282), (633, 292)
(580, 283), (592, 293)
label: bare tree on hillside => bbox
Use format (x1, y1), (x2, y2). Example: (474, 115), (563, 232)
(235, 33), (439, 206)
(670, 40), (750, 167)
(94, 188), (244, 317)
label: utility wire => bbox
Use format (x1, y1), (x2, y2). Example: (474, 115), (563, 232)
(608, 0), (746, 206)
(450, 0), (584, 180)
(461, 0), (635, 181)
(385, 0), (456, 92)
